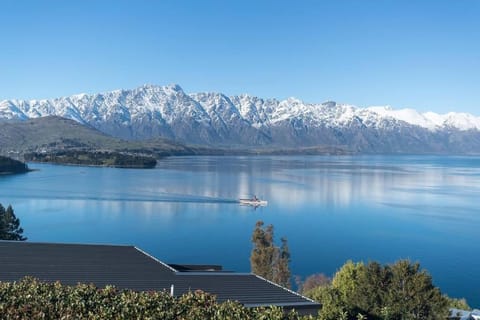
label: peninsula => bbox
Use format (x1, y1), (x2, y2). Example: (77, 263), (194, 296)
(24, 151), (157, 169)
(0, 156), (29, 174)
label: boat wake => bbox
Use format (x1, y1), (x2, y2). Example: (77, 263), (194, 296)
(3, 190), (239, 204)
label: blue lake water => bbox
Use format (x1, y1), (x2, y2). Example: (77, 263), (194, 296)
(0, 155), (479, 306)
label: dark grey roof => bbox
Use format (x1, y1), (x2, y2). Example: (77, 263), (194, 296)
(0, 241), (319, 313)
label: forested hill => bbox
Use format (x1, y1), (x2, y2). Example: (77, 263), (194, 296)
(24, 150), (157, 169)
(0, 156), (29, 174)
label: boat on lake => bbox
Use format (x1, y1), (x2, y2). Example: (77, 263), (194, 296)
(239, 195), (268, 207)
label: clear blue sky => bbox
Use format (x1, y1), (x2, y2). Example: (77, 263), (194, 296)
(1, 0), (479, 114)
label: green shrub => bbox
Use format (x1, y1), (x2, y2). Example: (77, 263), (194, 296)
(304, 260), (450, 320)
(0, 277), (313, 320)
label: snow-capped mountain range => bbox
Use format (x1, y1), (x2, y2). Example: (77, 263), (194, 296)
(1, 84), (479, 153)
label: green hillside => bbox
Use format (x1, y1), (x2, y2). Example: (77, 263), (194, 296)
(0, 116), (193, 159)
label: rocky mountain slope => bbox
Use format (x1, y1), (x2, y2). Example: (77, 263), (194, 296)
(1, 84), (480, 153)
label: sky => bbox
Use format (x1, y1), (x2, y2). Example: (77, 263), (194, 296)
(0, 0), (479, 115)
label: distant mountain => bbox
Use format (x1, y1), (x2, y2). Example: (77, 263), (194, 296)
(0, 116), (192, 158)
(1, 84), (480, 154)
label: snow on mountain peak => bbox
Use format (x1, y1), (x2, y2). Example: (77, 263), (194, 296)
(366, 106), (438, 130)
(365, 106), (480, 131)
(285, 97), (303, 105)
(0, 84), (479, 136)
(164, 83), (183, 92)
(321, 101), (337, 108)
(442, 112), (480, 130)
(71, 93), (88, 100)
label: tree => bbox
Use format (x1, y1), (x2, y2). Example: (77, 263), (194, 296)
(384, 260), (447, 320)
(250, 221), (291, 288)
(0, 204), (27, 241)
(331, 260), (365, 306)
(446, 297), (470, 311)
(250, 221), (276, 280)
(296, 273), (331, 295)
(273, 237), (291, 289)
(304, 285), (347, 320)
(305, 259), (449, 320)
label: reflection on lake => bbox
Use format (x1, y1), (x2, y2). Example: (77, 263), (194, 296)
(0, 155), (479, 305)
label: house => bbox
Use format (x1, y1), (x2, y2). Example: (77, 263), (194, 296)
(474, 310), (480, 320)
(0, 241), (320, 315)
(449, 308), (480, 320)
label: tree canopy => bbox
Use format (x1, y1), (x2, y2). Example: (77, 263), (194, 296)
(305, 260), (449, 320)
(0, 204), (27, 241)
(250, 221), (291, 288)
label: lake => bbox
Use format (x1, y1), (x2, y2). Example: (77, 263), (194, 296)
(1, 155), (479, 306)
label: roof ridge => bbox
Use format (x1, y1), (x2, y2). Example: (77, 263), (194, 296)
(134, 246), (178, 272)
(252, 274), (319, 304)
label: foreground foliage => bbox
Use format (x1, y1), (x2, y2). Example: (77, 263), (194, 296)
(0, 278), (314, 320)
(304, 260), (449, 320)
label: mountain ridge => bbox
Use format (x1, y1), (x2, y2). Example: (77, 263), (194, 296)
(1, 84), (480, 154)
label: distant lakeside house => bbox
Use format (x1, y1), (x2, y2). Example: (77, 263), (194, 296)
(449, 308), (480, 320)
(0, 241), (320, 315)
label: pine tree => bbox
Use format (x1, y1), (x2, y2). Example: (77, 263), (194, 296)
(0, 204), (27, 241)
